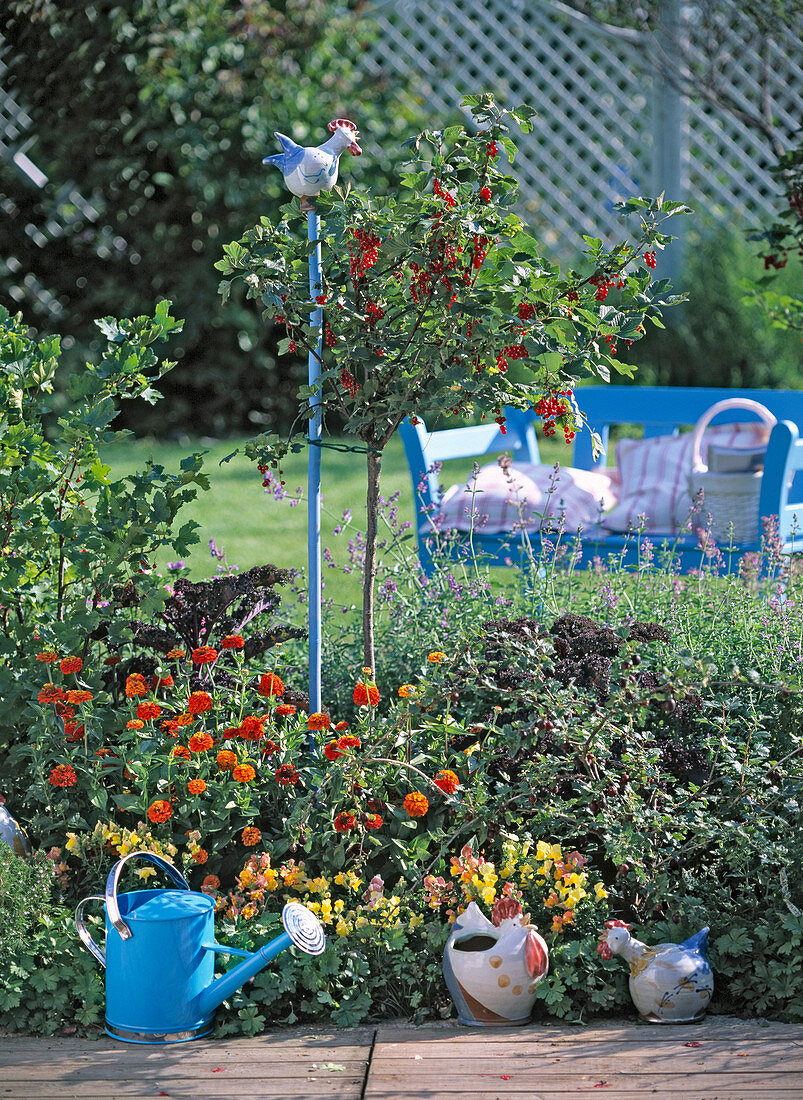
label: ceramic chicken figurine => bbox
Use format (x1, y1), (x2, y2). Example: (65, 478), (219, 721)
(263, 118), (361, 205)
(597, 919), (714, 1023)
(443, 897), (549, 1026)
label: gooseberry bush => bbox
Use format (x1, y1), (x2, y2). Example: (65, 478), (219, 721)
(217, 93), (687, 668)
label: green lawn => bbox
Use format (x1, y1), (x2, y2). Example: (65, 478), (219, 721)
(101, 431), (570, 607)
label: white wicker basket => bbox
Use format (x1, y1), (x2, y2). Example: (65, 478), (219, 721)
(687, 398), (776, 543)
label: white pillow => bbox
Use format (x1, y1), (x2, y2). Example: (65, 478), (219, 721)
(437, 460), (618, 533)
(603, 423), (771, 534)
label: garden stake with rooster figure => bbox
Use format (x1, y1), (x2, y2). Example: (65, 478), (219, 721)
(263, 119), (362, 720)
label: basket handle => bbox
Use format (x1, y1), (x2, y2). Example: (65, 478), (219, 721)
(690, 398), (776, 474)
(105, 850), (190, 941)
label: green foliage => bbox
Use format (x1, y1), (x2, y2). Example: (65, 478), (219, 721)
(0, 847), (57, 952)
(0, 303), (207, 764)
(624, 226), (803, 388)
(1, 0), (429, 436)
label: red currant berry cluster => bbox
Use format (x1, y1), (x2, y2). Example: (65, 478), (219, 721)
(566, 289), (579, 302)
(273, 313), (286, 324)
(470, 234), (490, 271)
(602, 334), (617, 356)
(324, 322), (336, 348)
(517, 301), (536, 320)
(502, 344), (528, 360)
(409, 262), (432, 304)
(486, 141), (499, 158)
(364, 300), (385, 324)
(286, 339), (298, 353)
(432, 179), (457, 208)
(588, 274), (624, 302)
(495, 353), (508, 372)
(535, 391), (575, 441)
(339, 368), (360, 398)
(479, 185), (492, 203)
(314, 294), (327, 305)
(495, 414), (507, 435)
(349, 227), (380, 278)
(643, 251), (657, 269)
(763, 252), (789, 270)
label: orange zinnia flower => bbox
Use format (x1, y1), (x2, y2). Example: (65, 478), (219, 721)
(232, 763), (256, 784)
(161, 719), (180, 736)
(274, 703), (296, 717)
(434, 769), (460, 795)
(187, 691), (213, 715)
(65, 689), (93, 705)
(64, 722), (85, 742)
(148, 799), (172, 823)
(49, 764), (77, 788)
(403, 791), (429, 818)
(334, 812), (358, 833)
(353, 681), (380, 707)
(126, 719), (145, 730)
(151, 673), (174, 690)
(398, 684), (416, 698)
(192, 646), (217, 665)
(176, 712), (194, 727)
(137, 701), (162, 721)
(166, 648), (186, 660)
(202, 874), (220, 890)
(364, 813), (383, 830)
(59, 656), (83, 675)
(257, 673), (285, 697)
(38, 683), (64, 705)
(339, 734), (361, 751)
(173, 745), (192, 761)
(307, 712), (331, 731)
(274, 763), (300, 787)
(216, 750), (237, 771)
(427, 651), (447, 663)
(241, 826), (262, 846)
(125, 673), (148, 697)
(220, 634), (245, 650)
(36, 651), (59, 664)
(238, 715), (265, 742)
(334, 720), (349, 732)
(188, 732), (214, 753)
(191, 848), (208, 864)
(324, 740), (343, 761)
(188, 778), (207, 795)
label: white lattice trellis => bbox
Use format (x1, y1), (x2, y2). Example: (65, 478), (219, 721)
(363, 0), (802, 263)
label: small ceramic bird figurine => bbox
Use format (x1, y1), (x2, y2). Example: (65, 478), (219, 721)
(443, 898), (549, 1026)
(597, 919), (714, 1023)
(263, 118), (361, 204)
(0, 798), (31, 858)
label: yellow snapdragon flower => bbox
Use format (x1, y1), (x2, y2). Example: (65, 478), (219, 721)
(594, 882), (609, 900)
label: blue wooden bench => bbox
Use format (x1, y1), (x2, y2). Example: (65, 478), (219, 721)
(398, 386), (803, 576)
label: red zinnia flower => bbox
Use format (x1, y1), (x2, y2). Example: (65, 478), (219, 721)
(353, 681), (380, 707)
(188, 778), (206, 795)
(232, 763), (256, 784)
(339, 734), (361, 751)
(334, 811), (358, 833)
(274, 763), (300, 787)
(36, 651), (59, 664)
(324, 740), (343, 761)
(403, 791), (429, 818)
(260, 739), (279, 756)
(192, 646), (217, 665)
(275, 703), (296, 718)
(49, 764), (77, 788)
(187, 691), (213, 715)
(364, 814), (383, 830)
(59, 656), (83, 675)
(257, 673), (285, 697)
(434, 769), (460, 795)
(64, 722), (85, 742)
(161, 719), (180, 736)
(216, 750), (237, 771)
(151, 673), (174, 690)
(148, 799), (173, 823)
(173, 745), (192, 761)
(65, 689), (92, 705)
(189, 732), (214, 753)
(220, 634), (245, 650)
(334, 720), (350, 732)
(241, 826), (262, 846)
(137, 701), (162, 721)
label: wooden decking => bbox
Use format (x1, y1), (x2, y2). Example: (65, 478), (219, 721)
(1, 1015), (801, 1099)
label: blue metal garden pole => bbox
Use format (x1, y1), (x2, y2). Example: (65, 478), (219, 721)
(262, 118), (362, 724)
(307, 208), (323, 716)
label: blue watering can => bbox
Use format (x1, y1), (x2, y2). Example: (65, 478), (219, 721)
(75, 850), (325, 1044)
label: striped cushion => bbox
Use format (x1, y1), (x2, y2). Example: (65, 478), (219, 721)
(437, 461), (618, 533)
(602, 423), (770, 534)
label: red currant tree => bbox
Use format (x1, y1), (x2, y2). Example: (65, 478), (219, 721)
(217, 94), (686, 671)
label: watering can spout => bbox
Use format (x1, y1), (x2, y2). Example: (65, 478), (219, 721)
(197, 902), (325, 1018)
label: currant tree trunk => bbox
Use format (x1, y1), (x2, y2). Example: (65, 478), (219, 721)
(363, 445), (382, 673)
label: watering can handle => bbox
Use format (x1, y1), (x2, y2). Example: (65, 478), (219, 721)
(105, 850), (190, 941)
(75, 895), (107, 967)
